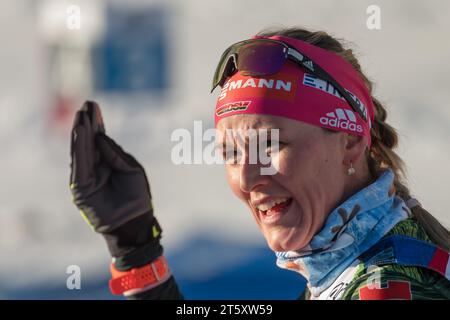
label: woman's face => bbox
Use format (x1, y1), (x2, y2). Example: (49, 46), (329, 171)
(217, 114), (350, 252)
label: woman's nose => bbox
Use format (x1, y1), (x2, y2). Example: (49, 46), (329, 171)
(239, 160), (270, 193)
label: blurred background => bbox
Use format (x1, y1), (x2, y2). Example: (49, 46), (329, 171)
(0, 0), (449, 299)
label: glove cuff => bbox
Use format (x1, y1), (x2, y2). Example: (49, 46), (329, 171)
(102, 213), (163, 269)
(113, 241), (163, 271)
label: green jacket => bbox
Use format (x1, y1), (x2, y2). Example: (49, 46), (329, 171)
(301, 218), (450, 300)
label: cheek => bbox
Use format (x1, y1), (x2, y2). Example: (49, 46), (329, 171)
(225, 166), (245, 201)
(274, 143), (319, 182)
(278, 137), (341, 184)
(281, 140), (344, 220)
(272, 141), (339, 218)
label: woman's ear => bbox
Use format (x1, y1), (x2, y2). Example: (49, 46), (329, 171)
(342, 133), (368, 166)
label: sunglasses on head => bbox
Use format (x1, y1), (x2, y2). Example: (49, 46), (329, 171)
(211, 38), (368, 122)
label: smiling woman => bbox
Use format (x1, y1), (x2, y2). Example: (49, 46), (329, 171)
(216, 115), (352, 253)
(69, 27), (450, 300)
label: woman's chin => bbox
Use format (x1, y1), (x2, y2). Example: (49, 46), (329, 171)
(264, 229), (309, 252)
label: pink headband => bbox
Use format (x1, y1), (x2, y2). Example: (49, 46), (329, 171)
(214, 35), (375, 148)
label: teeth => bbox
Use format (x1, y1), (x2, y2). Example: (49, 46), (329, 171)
(256, 198), (289, 211)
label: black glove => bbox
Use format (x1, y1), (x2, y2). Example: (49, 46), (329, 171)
(70, 101), (162, 270)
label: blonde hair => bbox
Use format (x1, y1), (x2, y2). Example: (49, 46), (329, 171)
(258, 27), (450, 251)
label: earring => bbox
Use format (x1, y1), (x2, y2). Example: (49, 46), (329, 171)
(347, 162), (356, 176)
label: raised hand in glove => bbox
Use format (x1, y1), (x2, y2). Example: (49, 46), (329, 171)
(70, 101), (162, 270)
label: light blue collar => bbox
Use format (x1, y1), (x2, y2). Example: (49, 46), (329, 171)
(275, 170), (409, 296)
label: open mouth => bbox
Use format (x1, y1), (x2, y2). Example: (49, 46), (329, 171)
(256, 198), (293, 224)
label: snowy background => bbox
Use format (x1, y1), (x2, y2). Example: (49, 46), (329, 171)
(0, 0), (449, 299)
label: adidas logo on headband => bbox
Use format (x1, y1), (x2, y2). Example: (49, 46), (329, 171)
(320, 108), (363, 133)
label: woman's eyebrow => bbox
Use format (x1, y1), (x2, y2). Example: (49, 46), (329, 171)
(253, 127), (284, 139)
(215, 127), (283, 142)
(252, 124), (284, 131)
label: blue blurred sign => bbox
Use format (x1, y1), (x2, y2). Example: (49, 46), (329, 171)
(94, 5), (169, 92)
